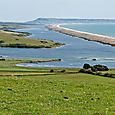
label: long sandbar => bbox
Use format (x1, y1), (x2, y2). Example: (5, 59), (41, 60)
(47, 24), (115, 46)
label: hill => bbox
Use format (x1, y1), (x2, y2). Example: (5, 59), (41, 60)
(26, 18), (115, 24)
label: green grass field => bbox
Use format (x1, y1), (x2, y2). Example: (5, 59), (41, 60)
(0, 30), (64, 48)
(0, 59), (115, 114)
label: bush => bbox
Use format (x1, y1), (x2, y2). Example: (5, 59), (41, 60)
(79, 69), (85, 73)
(79, 68), (94, 74)
(40, 41), (48, 43)
(104, 73), (113, 77)
(60, 70), (66, 73)
(93, 65), (109, 71)
(96, 72), (102, 76)
(0, 58), (5, 61)
(91, 66), (97, 72)
(83, 63), (91, 69)
(0, 40), (4, 44)
(50, 69), (54, 72)
(85, 69), (94, 74)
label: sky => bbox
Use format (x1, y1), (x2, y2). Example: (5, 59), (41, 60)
(0, 0), (115, 22)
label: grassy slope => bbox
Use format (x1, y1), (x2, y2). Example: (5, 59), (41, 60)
(0, 59), (115, 115)
(0, 31), (64, 48)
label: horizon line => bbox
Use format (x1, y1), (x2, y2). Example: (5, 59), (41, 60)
(1, 17), (115, 23)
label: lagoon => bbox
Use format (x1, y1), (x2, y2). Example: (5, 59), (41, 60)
(0, 23), (115, 68)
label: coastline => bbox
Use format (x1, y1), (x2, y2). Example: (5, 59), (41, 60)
(47, 24), (115, 46)
(0, 57), (62, 68)
(0, 30), (64, 48)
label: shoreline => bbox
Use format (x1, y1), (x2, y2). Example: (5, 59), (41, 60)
(0, 29), (64, 48)
(47, 24), (115, 46)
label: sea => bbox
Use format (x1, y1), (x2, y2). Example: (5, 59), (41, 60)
(1, 22), (115, 68)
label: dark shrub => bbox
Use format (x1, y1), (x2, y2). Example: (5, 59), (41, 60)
(85, 69), (94, 74)
(93, 65), (109, 71)
(104, 73), (113, 77)
(0, 40), (4, 44)
(60, 70), (66, 73)
(60, 90), (63, 93)
(91, 66), (97, 72)
(40, 41), (48, 43)
(8, 43), (27, 48)
(104, 73), (109, 77)
(50, 69), (54, 72)
(54, 43), (61, 45)
(8, 88), (12, 91)
(29, 61), (33, 63)
(103, 66), (109, 71)
(79, 68), (94, 74)
(83, 63), (91, 69)
(64, 96), (69, 99)
(96, 72), (102, 76)
(109, 74), (115, 78)
(92, 72), (97, 75)
(0, 58), (5, 61)
(108, 74), (113, 78)
(79, 69), (85, 73)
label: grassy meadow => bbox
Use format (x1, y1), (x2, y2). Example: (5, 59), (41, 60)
(0, 30), (64, 48)
(0, 59), (115, 114)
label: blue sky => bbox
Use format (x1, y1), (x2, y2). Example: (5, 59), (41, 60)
(0, 0), (115, 22)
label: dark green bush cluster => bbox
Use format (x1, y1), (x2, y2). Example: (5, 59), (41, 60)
(93, 65), (109, 71)
(0, 58), (5, 61)
(40, 41), (48, 44)
(0, 40), (4, 44)
(79, 63), (114, 78)
(8, 44), (27, 48)
(103, 73), (114, 78)
(0, 43), (48, 48)
(79, 68), (93, 74)
(83, 63), (109, 72)
(50, 69), (66, 73)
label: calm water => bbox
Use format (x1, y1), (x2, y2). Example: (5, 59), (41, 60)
(0, 23), (115, 68)
(64, 23), (115, 37)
